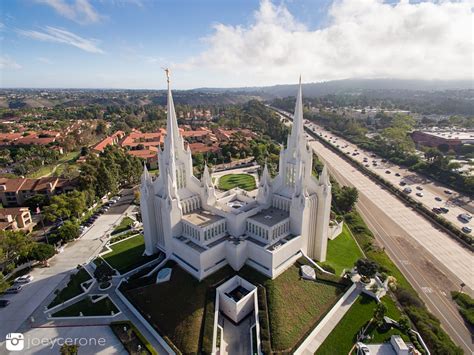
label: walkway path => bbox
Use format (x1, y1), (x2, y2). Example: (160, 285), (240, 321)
(295, 285), (362, 355)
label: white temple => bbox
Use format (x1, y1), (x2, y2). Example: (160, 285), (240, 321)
(140, 73), (333, 280)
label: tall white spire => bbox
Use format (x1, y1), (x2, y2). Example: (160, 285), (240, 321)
(290, 76), (304, 147)
(164, 68), (181, 154)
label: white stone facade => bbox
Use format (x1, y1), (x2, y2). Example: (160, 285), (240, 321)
(140, 76), (332, 280)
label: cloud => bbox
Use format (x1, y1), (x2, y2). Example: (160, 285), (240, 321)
(37, 57), (54, 64)
(0, 56), (22, 70)
(17, 26), (104, 53)
(181, 0), (473, 85)
(35, 0), (102, 24)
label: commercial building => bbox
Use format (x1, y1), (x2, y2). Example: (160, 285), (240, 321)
(411, 130), (474, 149)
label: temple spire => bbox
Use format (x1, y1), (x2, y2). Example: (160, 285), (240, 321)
(319, 165), (330, 186)
(164, 68), (181, 154)
(141, 162), (150, 184)
(290, 75), (304, 147)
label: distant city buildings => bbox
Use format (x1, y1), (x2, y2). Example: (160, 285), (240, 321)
(411, 130), (474, 149)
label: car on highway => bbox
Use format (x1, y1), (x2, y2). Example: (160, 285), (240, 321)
(462, 226), (472, 234)
(416, 186), (423, 191)
(435, 196), (442, 202)
(14, 275), (33, 284)
(381, 159), (387, 163)
(440, 207), (449, 214)
(416, 192), (424, 197)
(432, 207), (442, 214)
(395, 173), (401, 177)
(0, 299), (10, 307)
(4, 285), (23, 294)
(458, 213), (472, 223)
(444, 190), (453, 195)
(385, 170), (391, 174)
(365, 164), (370, 167)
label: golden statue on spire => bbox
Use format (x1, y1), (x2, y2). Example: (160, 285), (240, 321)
(163, 67), (171, 85)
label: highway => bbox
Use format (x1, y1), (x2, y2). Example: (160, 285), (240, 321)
(275, 109), (474, 353)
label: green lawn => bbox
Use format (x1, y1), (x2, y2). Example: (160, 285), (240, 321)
(317, 295), (406, 355)
(218, 173), (256, 191)
(124, 262), (234, 354)
(322, 224), (364, 275)
(239, 260), (346, 352)
(52, 296), (118, 317)
(111, 216), (134, 235)
(101, 234), (154, 273)
(48, 268), (92, 309)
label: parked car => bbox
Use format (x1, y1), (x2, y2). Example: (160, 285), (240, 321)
(462, 226), (472, 234)
(5, 285), (23, 294)
(14, 275), (33, 284)
(416, 192), (423, 197)
(0, 299), (10, 307)
(403, 187), (412, 194)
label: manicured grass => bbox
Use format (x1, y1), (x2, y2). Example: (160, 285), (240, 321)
(124, 262), (234, 354)
(239, 261), (346, 352)
(218, 173), (256, 191)
(111, 321), (157, 355)
(317, 294), (406, 355)
(317, 295), (375, 355)
(101, 234), (153, 273)
(52, 296), (118, 317)
(48, 268), (92, 309)
(323, 224), (364, 275)
(111, 216), (134, 235)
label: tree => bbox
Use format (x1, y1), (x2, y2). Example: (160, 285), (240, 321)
(355, 258), (378, 281)
(94, 259), (115, 283)
(57, 221), (80, 242)
(60, 343), (79, 355)
(398, 315), (411, 333)
(0, 230), (34, 268)
(29, 243), (55, 262)
(0, 273), (8, 294)
(333, 186), (359, 212)
(374, 302), (387, 326)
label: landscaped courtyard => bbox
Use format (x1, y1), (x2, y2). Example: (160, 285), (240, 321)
(123, 258), (348, 354)
(48, 267), (92, 308)
(123, 261), (234, 354)
(316, 294), (407, 355)
(218, 173), (256, 191)
(100, 234), (156, 274)
(322, 224), (364, 275)
(52, 295), (119, 317)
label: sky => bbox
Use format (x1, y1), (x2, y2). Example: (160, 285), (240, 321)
(0, 0), (472, 89)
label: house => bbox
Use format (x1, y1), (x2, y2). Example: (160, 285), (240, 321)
(92, 130), (126, 153)
(0, 207), (34, 232)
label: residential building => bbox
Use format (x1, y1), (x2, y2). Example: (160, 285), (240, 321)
(0, 177), (74, 207)
(0, 207), (34, 232)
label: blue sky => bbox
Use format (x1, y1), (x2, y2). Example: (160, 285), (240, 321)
(1, 0), (471, 89)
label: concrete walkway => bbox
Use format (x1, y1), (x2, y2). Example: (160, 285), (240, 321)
(295, 284), (362, 355)
(220, 315), (253, 355)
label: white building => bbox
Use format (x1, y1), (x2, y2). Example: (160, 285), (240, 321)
(140, 74), (333, 280)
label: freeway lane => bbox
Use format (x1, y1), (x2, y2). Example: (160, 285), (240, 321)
(310, 137), (474, 353)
